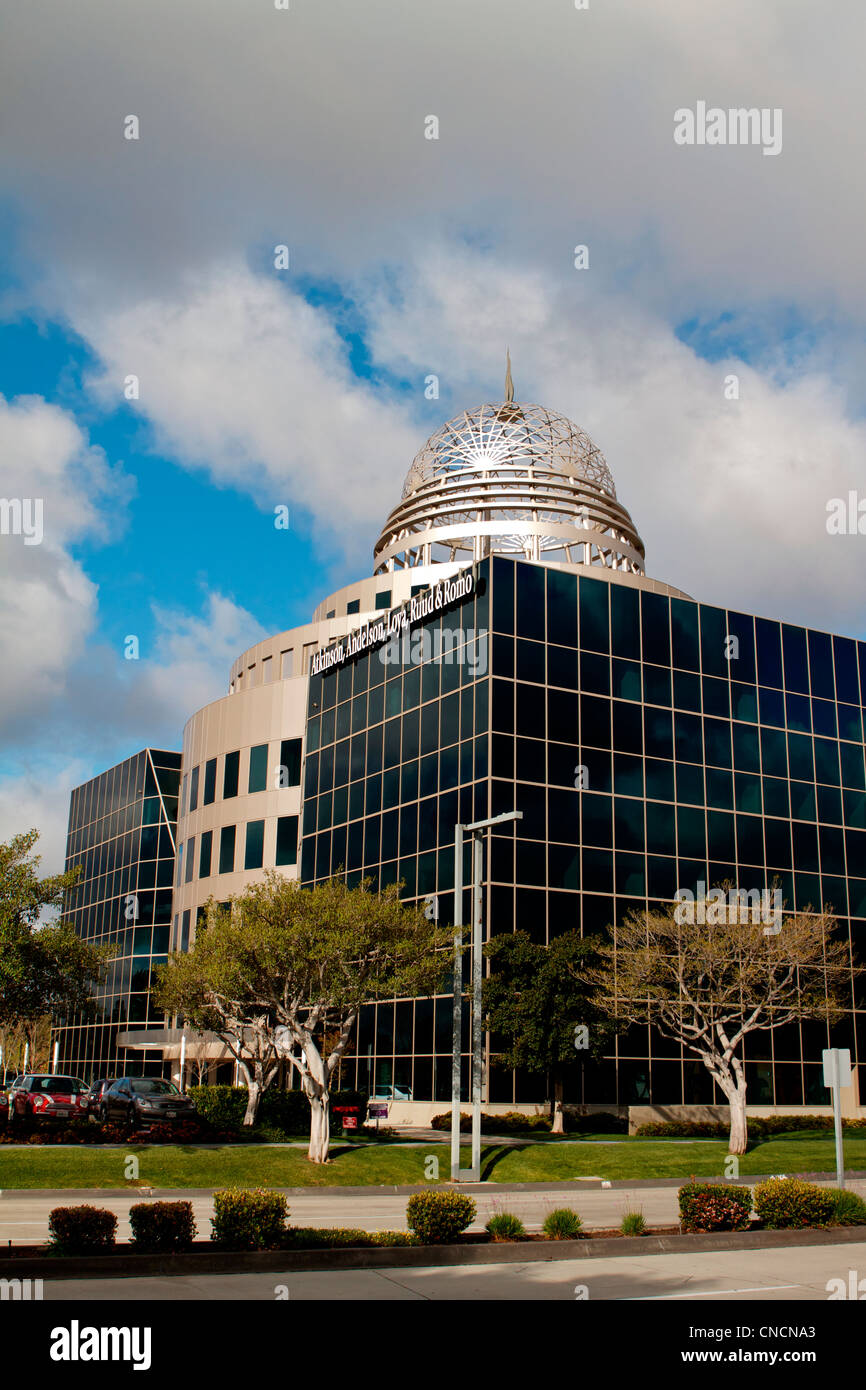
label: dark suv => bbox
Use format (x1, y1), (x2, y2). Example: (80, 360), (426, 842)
(83, 1078), (118, 1116)
(100, 1077), (197, 1128)
(8, 1074), (88, 1124)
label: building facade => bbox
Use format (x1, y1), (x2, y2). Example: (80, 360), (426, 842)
(57, 749), (180, 1076)
(60, 392), (865, 1118)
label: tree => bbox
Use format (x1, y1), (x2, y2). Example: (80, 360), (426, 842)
(586, 900), (853, 1153)
(0, 830), (109, 1048)
(155, 873), (451, 1160)
(483, 930), (615, 1133)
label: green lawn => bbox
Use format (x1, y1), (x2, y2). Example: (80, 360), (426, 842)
(0, 1131), (863, 1189)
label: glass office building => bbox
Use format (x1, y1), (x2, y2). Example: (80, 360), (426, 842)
(57, 749), (181, 1077)
(58, 387), (865, 1116)
(300, 554), (865, 1109)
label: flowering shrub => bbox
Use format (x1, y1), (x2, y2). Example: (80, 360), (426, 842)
(678, 1183), (753, 1232)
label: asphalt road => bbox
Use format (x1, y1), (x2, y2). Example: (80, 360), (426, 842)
(3, 1179), (864, 1245)
(38, 1241), (866, 1301)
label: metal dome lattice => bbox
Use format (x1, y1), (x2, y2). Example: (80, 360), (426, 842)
(373, 398), (645, 575)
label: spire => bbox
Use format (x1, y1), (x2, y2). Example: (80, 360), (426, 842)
(505, 348), (515, 403)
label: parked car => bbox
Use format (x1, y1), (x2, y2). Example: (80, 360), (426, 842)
(99, 1077), (197, 1128)
(7, 1074), (88, 1124)
(83, 1077), (118, 1117)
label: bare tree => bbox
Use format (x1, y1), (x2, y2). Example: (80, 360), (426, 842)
(587, 899), (853, 1153)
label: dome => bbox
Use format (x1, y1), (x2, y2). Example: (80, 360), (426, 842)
(373, 397), (645, 576)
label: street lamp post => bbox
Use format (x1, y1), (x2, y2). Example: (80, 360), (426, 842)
(451, 809), (522, 1182)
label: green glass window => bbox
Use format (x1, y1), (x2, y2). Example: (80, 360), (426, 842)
(202, 758), (217, 805)
(219, 825), (236, 874)
(223, 751), (239, 799)
(199, 829), (213, 878)
(248, 744), (268, 793)
(189, 765), (200, 812)
(244, 820), (264, 870)
(279, 738), (302, 787)
(579, 576), (609, 653)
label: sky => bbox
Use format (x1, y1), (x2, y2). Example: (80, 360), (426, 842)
(2, 0), (866, 872)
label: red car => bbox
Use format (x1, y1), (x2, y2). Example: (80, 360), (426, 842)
(8, 1073), (88, 1124)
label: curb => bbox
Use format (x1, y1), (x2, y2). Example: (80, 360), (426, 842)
(3, 1225), (866, 1281)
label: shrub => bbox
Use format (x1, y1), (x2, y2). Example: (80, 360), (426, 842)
(754, 1177), (836, 1229)
(211, 1188), (288, 1249)
(620, 1211), (647, 1236)
(48, 1205), (118, 1253)
(678, 1183), (753, 1232)
(542, 1208), (583, 1239)
(828, 1189), (866, 1226)
(485, 1212), (526, 1241)
(129, 1201), (196, 1252)
(282, 1227), (415, 1249)
(406, 1191), (476, 1244)
(430, 1110), (551, 1133)
(636, 1115), (866, 1139)
(189, 1085), (248, 1132)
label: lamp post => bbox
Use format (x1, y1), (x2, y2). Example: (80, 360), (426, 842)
(451, 809), (522, 1183)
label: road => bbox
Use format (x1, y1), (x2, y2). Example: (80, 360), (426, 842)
(2, 1179), (864, 1245)
(36, 1241), (866, 1300)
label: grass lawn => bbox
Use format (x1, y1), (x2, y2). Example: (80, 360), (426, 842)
(0, 1130), (863, 1189)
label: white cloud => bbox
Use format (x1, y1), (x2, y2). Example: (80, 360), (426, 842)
(0, 394), (131, 732)
(80, 264), (420, 552)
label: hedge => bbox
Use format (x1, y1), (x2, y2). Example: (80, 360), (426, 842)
(129, 1201), (196, 1252)
(753, 1177), (836, 1229)
(406, 1191), (476, 1243)
(211, 1188), (288, 1249)
(48, 1205), (118, 1253)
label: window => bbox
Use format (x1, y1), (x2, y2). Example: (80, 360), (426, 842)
(248, 664), (256, 686)
(280, 650), (293, 679)
(375, 590), (392, 610)
(199, 829), (213, 878)
(184, 836), (195, 883)
(326, 610), (336, 619)
(223, 751), (239, 799)
(219, 825), (236, 874)
(262, 655), (273, 683)
(189, 766), (200, 812)
(203, 758), (217, 805)
(346, 598), (360, 614)
(279, 738), (302, 787)
(249, 744), (268, 793)
(245, 820), (265, 870)
(276, 815), (298, 866)
(180, 910), (191, 952)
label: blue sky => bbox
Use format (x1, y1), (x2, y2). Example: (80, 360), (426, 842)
(3, 0), (866, 869)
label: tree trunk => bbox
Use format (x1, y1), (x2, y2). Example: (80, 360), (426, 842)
(303, 1046), (331, 1163)
(551, 1074), (565, 1134)
(243, 1077), (262, 1126)
(719, 1075), (748, 1155)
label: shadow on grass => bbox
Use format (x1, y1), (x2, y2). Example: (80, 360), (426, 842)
(481, 1144), (525, 1181)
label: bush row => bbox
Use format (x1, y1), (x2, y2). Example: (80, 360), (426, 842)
(44, 1178), (866, 1256)
(678, 1179), (866, 1231)
(637, 1115), (866, 1139)
(430, 1110), (626, 1134)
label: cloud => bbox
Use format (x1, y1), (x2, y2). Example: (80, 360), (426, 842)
(4, 0), (866, 329)
(80, 263), (420, 551)
(0, 394), (131, 732)
(358, 246), (866, 635)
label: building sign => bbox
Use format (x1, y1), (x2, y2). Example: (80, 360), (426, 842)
(310, 571), (475, 676)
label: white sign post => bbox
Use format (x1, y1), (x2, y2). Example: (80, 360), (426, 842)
(822, 1048), (851, 1189)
